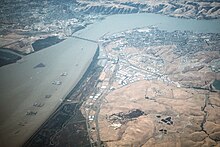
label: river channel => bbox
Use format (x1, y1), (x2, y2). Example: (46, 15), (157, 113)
(0, 13), (219, 147)
(76, 13), (220, 40)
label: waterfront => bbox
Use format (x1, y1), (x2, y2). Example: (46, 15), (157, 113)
(75, 13), (220, 41)
(0, 13), (219, 147)
(0, 38), (97, 147)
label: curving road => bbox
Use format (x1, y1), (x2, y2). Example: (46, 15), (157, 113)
(0, 13), (219, 147)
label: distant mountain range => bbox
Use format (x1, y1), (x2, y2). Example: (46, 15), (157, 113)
(0, 0), (219, 27)
(76, 0), (220, 19)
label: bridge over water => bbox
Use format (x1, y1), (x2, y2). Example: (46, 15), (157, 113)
(72, 35), (98, 43)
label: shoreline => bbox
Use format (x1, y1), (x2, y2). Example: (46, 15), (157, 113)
(0, 38), (98, 147)
(0, 12), (219, 147)
(23, 46), (100, 147)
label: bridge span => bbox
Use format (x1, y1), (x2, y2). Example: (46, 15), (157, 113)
(72, 35), (98, 43)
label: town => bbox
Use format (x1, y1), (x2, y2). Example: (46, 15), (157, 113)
(81, 26), (220, 146)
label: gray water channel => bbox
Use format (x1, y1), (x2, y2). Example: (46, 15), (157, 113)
(0, 12), (219, 147)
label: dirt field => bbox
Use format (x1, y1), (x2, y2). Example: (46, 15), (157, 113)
(98, 80), (220, 146)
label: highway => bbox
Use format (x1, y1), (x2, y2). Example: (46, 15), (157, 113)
(1, 12), (219, 147)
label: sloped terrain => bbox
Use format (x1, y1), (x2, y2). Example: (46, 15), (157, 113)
(99, 80), (220, 146)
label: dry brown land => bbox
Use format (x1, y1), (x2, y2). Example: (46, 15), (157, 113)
(1, 0), (219, 54)
(82, 28), (220, 146)
(78, 0), (220, 19)
(99, 80), (220, 146)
